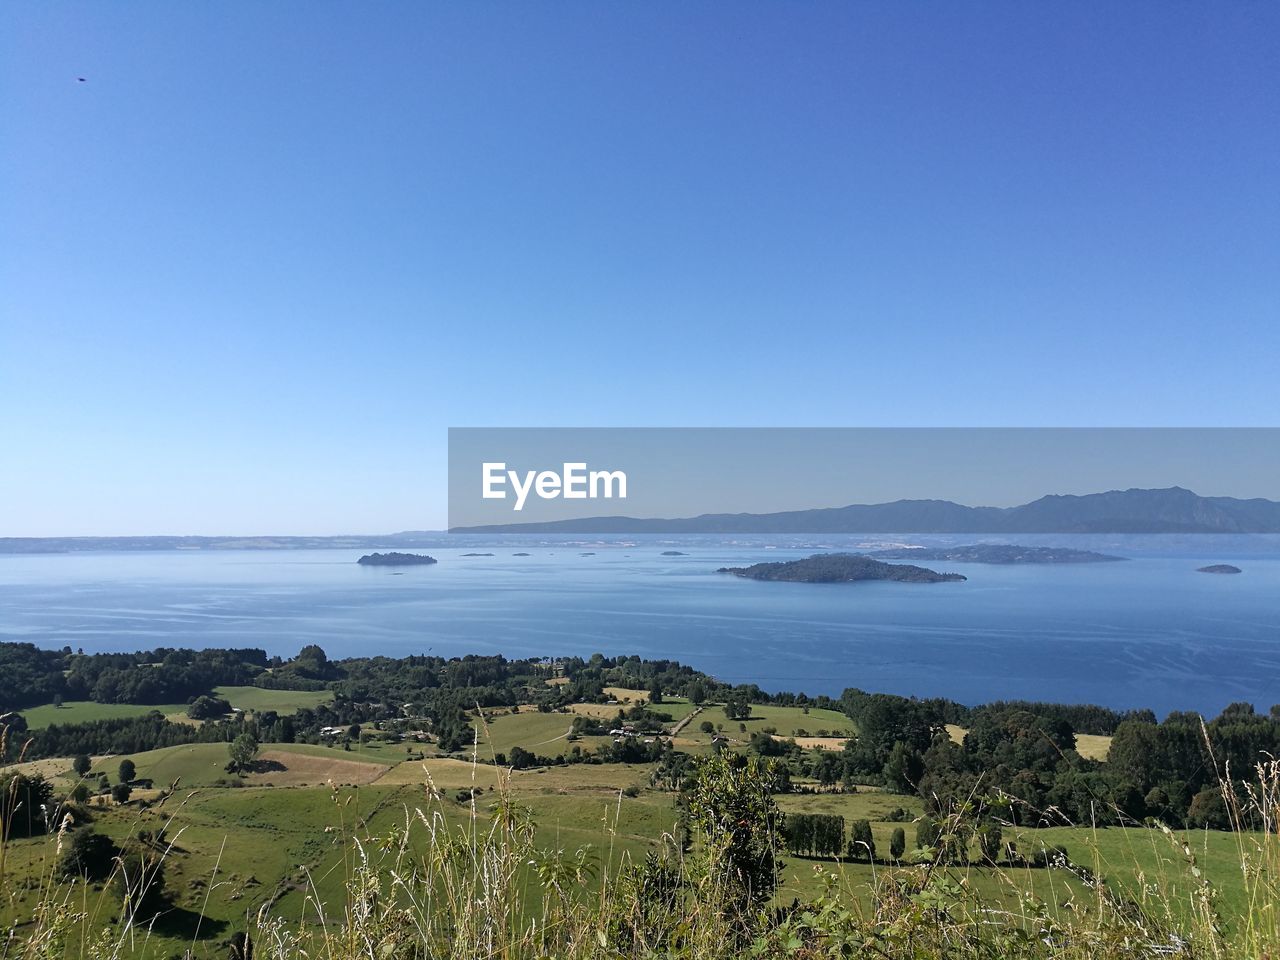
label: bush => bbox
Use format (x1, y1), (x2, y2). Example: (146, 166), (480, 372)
(60, 828), (119, 880)
(187, 695), (232, 720)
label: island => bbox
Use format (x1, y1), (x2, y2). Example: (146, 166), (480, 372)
(868, 544), (1125, 564)
(461, 552), (494, 557)
(1197, 564), (1242, 574)
(512, 552), (531, 556)
(718, 553), (965, 584)
(356, 552), (437, 567)
(661, 550), (688, 556)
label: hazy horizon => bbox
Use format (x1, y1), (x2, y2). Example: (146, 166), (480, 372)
(10, 483), (1280, 540)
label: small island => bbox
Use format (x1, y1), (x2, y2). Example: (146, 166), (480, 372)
(357, 552), (437, 567)
(512, 552), (531, 556)
(461, 552), (494, 557)
(868, 544), (1125, 565)
(719, 553), (965, 584)
(1197, 564), (1242, 574)
(661, 550), (688, 556)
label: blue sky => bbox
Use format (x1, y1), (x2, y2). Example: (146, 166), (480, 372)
(2, 3), (1277, 535)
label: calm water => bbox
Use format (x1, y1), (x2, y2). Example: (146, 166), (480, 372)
(2, 535), (1278, 717)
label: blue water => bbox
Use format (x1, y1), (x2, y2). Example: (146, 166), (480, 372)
(1, 535), (1278, 717)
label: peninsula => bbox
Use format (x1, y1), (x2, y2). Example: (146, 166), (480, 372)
(718, 553), (965, 584)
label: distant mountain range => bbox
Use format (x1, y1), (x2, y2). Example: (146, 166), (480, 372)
(5, 488), (1278, 553)
(452, 487), (1280, 535)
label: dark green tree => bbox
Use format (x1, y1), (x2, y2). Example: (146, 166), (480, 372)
(889, 826), (906, 860)
(60, 828), (119, 880)
(118, 758), (136, 784)
(882, 740), (924, 793)
(508, 745), (536, 770)
(848, 819), (875, 862)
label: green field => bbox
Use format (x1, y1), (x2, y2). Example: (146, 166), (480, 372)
(20, 688), (334, 732)
(673, 703), (856, 752)
(20, 700), (190, 730)
(69, 741), (387, 789)
(470, 709), (581, 756)
(212, 685), (334, 714)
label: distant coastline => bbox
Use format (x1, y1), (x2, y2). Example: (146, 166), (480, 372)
(867, 544), (1124, 564)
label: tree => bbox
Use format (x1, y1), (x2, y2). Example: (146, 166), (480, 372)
(118, 758), (136, 784)
(848, 819), (875, 862)
(293, 644), (331, 679)
(782, 813), (845, 857)
(882, 741), (924, 793)
(508, 745), (536, 770)
(60, 828), (119, 880)
(688, 681), (707, 705)
(889, 827), (906, 861)
(810, 750), (843, 787)
(686, 752), (783, 913)
(111, 782), (132, 805)
(648, 680), (663, 705)
(1187, 787), (1230, 830)
(187, 695), (232, 720)
(52, 694), (64, 709)
(915, 818), (941, 851)
(71, 783), (91, 804)
(73, 754), (92, 778)
(228, 733), (259, 774)
(699, 720), (715, 735)
(0, 772), (54, 839)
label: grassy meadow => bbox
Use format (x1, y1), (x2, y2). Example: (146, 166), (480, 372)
(3, 696), (1274, 959)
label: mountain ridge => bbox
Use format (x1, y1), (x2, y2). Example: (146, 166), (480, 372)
(452, 486), (1280, 534)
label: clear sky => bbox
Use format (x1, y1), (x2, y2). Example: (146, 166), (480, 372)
(2, 3), (1277, 536)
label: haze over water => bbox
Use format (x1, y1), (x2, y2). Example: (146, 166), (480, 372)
(2, 535), (1277, 718)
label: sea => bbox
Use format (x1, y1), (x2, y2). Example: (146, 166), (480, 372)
(2, 534), (1278, 718)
